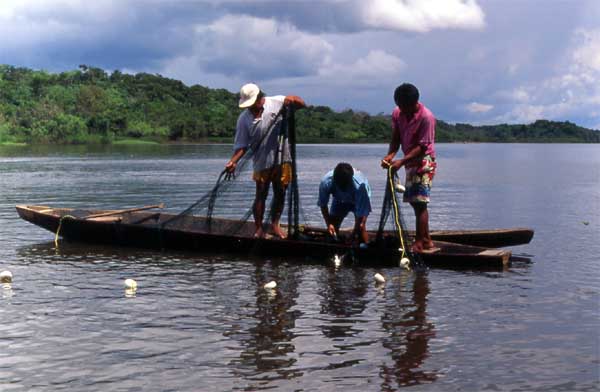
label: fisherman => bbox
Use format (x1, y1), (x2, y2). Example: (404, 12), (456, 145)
(318, 162), (372, 247)
(381, 83), (437, 252)
(225, 83), (305, 239)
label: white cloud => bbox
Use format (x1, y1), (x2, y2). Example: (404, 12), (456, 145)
(159, 54), (243, 92)
(249, 49), (407, 112)
(362, 0), (485, 32)
(511, 88), (530, 103)
(192, 15), (333, 79)
(319, 50), (405, 85)
(465, 102), (493, 113)
(493, 28), (600, 125)
(0, 1), (122, 49)
(0, 0), (597, 128)
(572, 29), (600, 71)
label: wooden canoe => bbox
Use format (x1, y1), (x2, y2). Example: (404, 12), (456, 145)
(15, 205), (531, 269)
(430, 228), (532, 247)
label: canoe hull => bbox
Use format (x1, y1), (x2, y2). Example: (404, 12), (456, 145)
(16, 205), (526, 269)
(428, 228), (533, 248)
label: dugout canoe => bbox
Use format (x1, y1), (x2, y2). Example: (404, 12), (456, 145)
(15, 205), (532, 269)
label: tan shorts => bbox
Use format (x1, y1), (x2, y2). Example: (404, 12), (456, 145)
(253, 163), (292, 186)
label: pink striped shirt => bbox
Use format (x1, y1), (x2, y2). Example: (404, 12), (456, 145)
(391, 103), (436, 163)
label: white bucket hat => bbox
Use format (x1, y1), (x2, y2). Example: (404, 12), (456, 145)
(238, 83), (260, 108)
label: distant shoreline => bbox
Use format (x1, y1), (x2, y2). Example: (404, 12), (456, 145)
(2, 137), (599, 147)
(1, 65), (598, 145)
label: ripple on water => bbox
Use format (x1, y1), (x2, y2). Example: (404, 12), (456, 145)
(1, 144), (599, 391)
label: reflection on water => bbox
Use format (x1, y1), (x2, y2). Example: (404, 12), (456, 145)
(8, 242), (440, 390)
(318, 267), (369, 336)
(227, 261), (301, 384)
(379, 272), (437, 388)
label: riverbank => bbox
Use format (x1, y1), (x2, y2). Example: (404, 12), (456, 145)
(2, 137), (599, 147)
(1, 65), (599, 145)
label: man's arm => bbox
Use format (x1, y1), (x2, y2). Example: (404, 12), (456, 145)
(226, 114), (250, 172)
(320, 206), (336, 236)
(318, 179), (336, 236)
(382, 117), (401, 168)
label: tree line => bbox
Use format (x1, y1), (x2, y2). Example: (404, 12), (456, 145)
(1, 65), (598, 144)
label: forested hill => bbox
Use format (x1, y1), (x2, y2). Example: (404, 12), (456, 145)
(1, 65), (598, 144)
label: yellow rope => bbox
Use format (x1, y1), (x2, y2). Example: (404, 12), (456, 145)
(55, 215), (77, 247)
(387, 166), (407, 260)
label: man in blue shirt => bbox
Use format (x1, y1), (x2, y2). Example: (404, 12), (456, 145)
(318, 162), (372, 246)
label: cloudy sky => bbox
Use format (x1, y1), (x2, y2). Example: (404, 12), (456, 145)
(1, 0), (599, 129)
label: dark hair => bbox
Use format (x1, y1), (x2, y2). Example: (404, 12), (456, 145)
(257, 90), (265, 100)
(333, 162), (354, 190)
(394, 83), (419, 107)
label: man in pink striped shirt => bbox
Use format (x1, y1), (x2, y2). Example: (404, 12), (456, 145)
(381, 83), (437, 252)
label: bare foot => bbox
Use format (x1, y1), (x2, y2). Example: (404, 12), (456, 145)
(271, 224), (287, 239)
(423, 240), (435, 249)
(411, 240), (424, 253)
(254, 227), (265, 239)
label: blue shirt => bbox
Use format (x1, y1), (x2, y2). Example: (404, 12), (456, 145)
(317, 169), (372, 217)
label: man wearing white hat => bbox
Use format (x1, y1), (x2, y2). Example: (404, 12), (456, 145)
(225, 83), (305, 239)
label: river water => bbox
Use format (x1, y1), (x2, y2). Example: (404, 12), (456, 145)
(0, 143), (598, 391)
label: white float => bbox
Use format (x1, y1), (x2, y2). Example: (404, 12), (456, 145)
(263, 281), (277, 289)
(0, 270), (13, 283)
(124, 278), (137, 290)
(374, 273), (386, 284)
(400, 257), (411, 269)
(394, 181), (406, 193)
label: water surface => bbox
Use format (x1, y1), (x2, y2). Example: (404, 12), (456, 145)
(0, 143), (598, 391)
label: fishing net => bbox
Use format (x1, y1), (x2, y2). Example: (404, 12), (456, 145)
(375, 168), (425, 270)
(157, 103), (423, 269)
(160, 106), (305, 239)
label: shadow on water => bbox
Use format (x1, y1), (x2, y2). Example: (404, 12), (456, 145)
(16, 240), (268, 267)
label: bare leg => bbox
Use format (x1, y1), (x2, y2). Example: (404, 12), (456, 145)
(422, 207), (433, 248)
(354, 216), (369, 245)
(253, 181), (269, 238)
(360, 219), (369, 244)
(411, 202), (433, 252)
(270, 179), (288, 239)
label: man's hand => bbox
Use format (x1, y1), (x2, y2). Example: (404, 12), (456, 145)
(382, 157), (405, 172)
(327, 223), (337, 237)
(226, 148), (246, 174)
(225, 160), (237, 173)
(381, 153), (395, 168)
(284, 96), (306, 109)
(389, 159), (404, 172)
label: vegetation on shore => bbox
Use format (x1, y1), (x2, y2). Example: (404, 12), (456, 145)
(1, 65), (598, 145)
